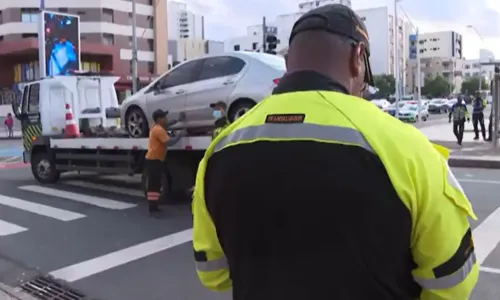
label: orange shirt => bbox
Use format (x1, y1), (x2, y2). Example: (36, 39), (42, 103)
(145, 124), (170, 160)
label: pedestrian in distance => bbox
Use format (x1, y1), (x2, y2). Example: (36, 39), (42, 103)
(192, 4), (478, 300)
(4, 113), (13, 138)
(449, 95), (470, 146)
(471, 91), (487, 140)
(210, 101), (230, 139)
(144, 109), (184, 217)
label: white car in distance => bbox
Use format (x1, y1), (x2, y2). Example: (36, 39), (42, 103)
(371, 99), (391, 112)
(397, 103), (429, 122)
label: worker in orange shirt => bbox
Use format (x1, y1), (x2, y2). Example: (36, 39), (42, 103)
(145, 109), (184, 217)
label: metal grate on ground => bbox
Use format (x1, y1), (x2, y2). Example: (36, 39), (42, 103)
(20, 276), (94, 300)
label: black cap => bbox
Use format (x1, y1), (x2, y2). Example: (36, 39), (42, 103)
(289, 4), (373, 86)
(152, 109), (168, 121)
(209, 101), (227, 110)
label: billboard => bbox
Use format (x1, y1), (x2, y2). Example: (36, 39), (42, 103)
(408, 34), (417, 59)
(38, 11), (81, 77)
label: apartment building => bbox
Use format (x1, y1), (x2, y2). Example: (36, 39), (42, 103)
(416, 31), (463, 59)
(405, 57), (464, 94)
(167, 1), (204, 40)
(0, 0), (169, 97)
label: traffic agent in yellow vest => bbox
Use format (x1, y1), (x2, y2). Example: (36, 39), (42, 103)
(192, 72), (478, 299)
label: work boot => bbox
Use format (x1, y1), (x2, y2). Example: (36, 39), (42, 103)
(473, 136), (479, 140)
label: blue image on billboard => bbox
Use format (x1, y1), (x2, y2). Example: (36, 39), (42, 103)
(409, 34), (417, 59)
(44, 12), (80, 76)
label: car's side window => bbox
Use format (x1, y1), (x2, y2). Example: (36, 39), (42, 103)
(157, 60), (201, 89)
(198, 56), (245, 81)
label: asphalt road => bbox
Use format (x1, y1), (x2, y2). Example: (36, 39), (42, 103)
(0, 167), (497, 299)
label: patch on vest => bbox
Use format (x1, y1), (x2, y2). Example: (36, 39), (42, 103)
(265, 114), (305, 124)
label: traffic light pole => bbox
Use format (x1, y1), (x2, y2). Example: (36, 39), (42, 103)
(262, 16), (267, 53)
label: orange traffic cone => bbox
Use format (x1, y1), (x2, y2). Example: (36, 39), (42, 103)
(64, 103), (80, 137)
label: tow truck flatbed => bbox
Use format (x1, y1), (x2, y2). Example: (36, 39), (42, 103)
(49, 136), (213, 150)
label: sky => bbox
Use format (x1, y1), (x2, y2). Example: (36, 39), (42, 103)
(180, 0), (500, 60)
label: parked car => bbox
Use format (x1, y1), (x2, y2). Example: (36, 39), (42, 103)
(371, 99), (391, 112)
(428, 99), (448, 113)
(445, 99), (457, 110)
(121, 52), (286, 137)
(397, 103), (429, 122)
(387, 102), (407, 116)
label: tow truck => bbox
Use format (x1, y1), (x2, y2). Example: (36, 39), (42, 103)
(12, 72), (211, 202)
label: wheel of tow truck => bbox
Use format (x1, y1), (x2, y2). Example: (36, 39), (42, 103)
(125, 108), (149, 138)
(31, 152), (60, 184)
(228, 100), (256, 122)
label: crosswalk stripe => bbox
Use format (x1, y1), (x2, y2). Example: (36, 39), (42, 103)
(18, 185), (137, 210)
(64, 181), (143, 197)
(49, 229), (193, 282)
(0, 195), (85, 221)
(0, 219), (28, 236)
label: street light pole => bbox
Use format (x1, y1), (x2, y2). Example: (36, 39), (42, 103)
(131, 0), (138, 94)
(394, 0), (401, 117)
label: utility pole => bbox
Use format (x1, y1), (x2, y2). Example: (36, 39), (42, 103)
(493, 74), (500, 149)
(131, 0), (138, 94)
(416, 27), (421, 121)
(394, 0), (401, 117)
(262, 16), (267, 53)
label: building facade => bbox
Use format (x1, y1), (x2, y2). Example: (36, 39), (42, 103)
(167, 1), (204, 40)
(224, 0), (350, 54)
(0, 0), (170, 98)
(405, 57), (464, 94)
(416, 31), (463, 59)
(479, 48), (495, 62)
(463, 59), (496, 82)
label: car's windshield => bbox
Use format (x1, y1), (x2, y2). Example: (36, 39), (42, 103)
(404, 105), (418, 111)
(243, 52), (286, 70)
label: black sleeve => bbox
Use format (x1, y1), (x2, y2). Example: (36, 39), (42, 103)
(204, 140), (419, 299)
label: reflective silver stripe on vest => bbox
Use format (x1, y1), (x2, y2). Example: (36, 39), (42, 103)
(413, 251), (476, 290)
(195, 256), (228, 272)
(212, 123), (374, 154)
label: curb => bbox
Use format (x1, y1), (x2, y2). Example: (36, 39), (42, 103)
(0, 283), (37, 300)
(449, 157), (500, 169)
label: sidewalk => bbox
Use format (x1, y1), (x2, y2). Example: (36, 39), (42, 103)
(0, 131), (21, 140)
(419, 123), (500, 168)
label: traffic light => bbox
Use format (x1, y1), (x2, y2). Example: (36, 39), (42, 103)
(266, 35), (278, 55)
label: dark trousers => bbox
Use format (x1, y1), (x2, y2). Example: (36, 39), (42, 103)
(145, 159), (164, 212)
(472, 113), (486, 139)
(488, 117), (493, 140)
(453, 120), (465, 144)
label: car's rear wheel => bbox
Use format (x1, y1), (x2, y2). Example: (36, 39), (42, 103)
(126, 107), (149, 138)
(228, 100), (256, 122)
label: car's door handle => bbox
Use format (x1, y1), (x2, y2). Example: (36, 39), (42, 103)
(175, 89), (186, 94)
(223, 81), (234, 85)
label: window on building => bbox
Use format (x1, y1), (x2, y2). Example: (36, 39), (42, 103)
(128, 13), (133, 25)
(58, 8), (68, 12)
(129, 37), (133, 46)
(21, 33), (37, 38)
(252, 42), (258, 50)
(77, 11), (86, 16)
(360, 16), (366, 21)
(102, 8), (114, 23)
(21, 9), (39, 23)
(103, 33), (114, 45)
(147, 39), (154, 51)
(234, 44), (240, 51)
(148, 16), (154, 28)
(0, 11), (3, 24)
(148, 62), (154, 74)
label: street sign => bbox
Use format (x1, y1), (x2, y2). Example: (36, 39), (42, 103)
(264, 26), (278, 36)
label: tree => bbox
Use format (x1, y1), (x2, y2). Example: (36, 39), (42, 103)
(461, 76), (489, 94)
(373, 74), (395, 98)
(421, 75), (451, 98)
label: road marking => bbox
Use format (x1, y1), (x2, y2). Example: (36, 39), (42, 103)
(473, 206), (500, 265)
(49, 229), (193, 282)
(18, 185), (137, 210)
(480, 266), (500, 274)
(458, 179), (500, 184)
(0, 156), (21, 163)
(464, 174), (474, 178)
(0, 195), (85, 221)
(0, 219), (27, 236)
(64, 181), (143, 197)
